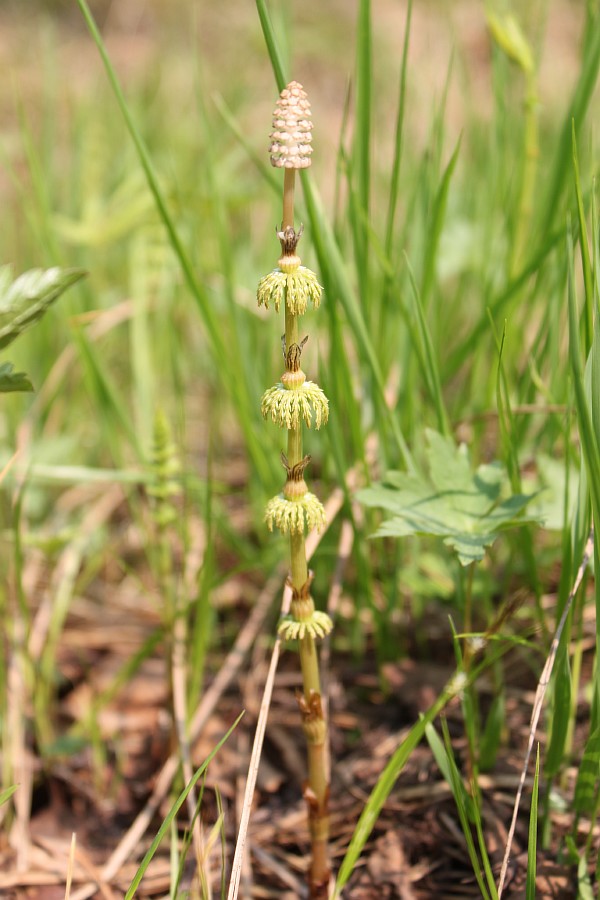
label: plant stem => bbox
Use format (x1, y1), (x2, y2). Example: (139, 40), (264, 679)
(282, 166), (330, 896)
(463, 561), (475, 652)
(510, 73), (539, 276)
(284, 171), (308, 592)
(461, 562), (479, 792)
(283, 168), (296, 231)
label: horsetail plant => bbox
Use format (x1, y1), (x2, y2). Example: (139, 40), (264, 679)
(259, 81), (333, 898)
(147, 412), (210, 884)
(147, 409), (182, 671)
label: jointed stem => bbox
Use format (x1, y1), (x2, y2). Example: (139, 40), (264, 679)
(281, 165), (330, 896)
(290, 531), (309, 594)
(284, 169), (309, 596)
(283, 168), (295, 230)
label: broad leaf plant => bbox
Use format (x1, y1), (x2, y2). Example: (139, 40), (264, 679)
(359, 429), (538, 566)
(0, 266), (85, 394)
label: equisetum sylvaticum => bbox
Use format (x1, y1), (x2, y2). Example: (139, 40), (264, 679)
(258, 81), (333, 897)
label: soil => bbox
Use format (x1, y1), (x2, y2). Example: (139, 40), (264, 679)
(0, 1), (596, 897)
(0, 506), (592, 898)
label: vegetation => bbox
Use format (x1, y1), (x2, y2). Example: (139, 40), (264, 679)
(1, 0), (600, 896)
(259, 80), (333, 897)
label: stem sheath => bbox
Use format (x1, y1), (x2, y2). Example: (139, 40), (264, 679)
(281, 163), (330, 896)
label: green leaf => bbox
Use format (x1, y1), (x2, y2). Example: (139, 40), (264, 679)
(331, 682), (455, 897)
(405, 258), (450, 436)
(572, 123), (593, 353)
(544, 643), (571, 777)
(77, 0), (272, 488)
(0, 784), (18, 807)
(0, 267), (86, 350)
(439, 717), (497, 899)
(358, 430), (538, 565)
(479, 690), (505, 772)
(425, 720), (475, 819)
(526, 746), (540, 900)
(124, 712), (243, 900)
(421, 134), (462, 308)
(574, 726), (600, 815)
(567, 224), (600, 529)
(487, 11), (534, 74)
(0, 362), (33, 393)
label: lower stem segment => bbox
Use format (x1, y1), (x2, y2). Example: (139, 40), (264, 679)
(288, 435), (330, 894)
(283, 176), (330, 895)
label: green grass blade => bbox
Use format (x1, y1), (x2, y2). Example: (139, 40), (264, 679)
(301, 173), (414, 469)
(569, 197), (600, 730)
(405, 257), (449, 435)
(489, 315), (543, 620)
(331, 684), (454, 896)
(0, 784), (18, 807)
(188, 470), (215, 709)
(75, 0), (269, 486)
(574, 725), (600, 816)
(439, 718), (495, 900)
(212, 92), (280, 195)
(75, 1), (219, 353)
(473, 802), (499, 900)
(593, 188), (600, 319)
(540, 21), (600, 245)
(124, 713), (243, 900)
(544, 643), (571, 777)
(525, 744), (540, 900)
(425, 719), (473, 816)
(353, 0), (372, 289)
(355, 0), (371, 217)
(255, 0), (412, 468)
(479, 690), (505, 772)
(594, 537), (600, 730)
(13, 96), (63, 263)
(420, 136), (461, 308)
(384, 0), (412, 258)
(591, 236), (600, 483)
(572, 122), (593, 352)
(255, 0), (287, 90)
(491, 319), (520, 489)
(447, 223), (564, 378)
(590, 191), (600, 730)
(567, 223), (600, 526)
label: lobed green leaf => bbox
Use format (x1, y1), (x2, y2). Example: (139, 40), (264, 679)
(358, 430), (539, 565)
(0, 362), (33, 393)
(0, 267), (85, 350)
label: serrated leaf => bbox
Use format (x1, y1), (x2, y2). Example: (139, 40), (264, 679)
(0, 266), (86, 350)
(0, 362), (33, 393)
(526, 454), (579, 531)
(358, 430), (539, 566)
